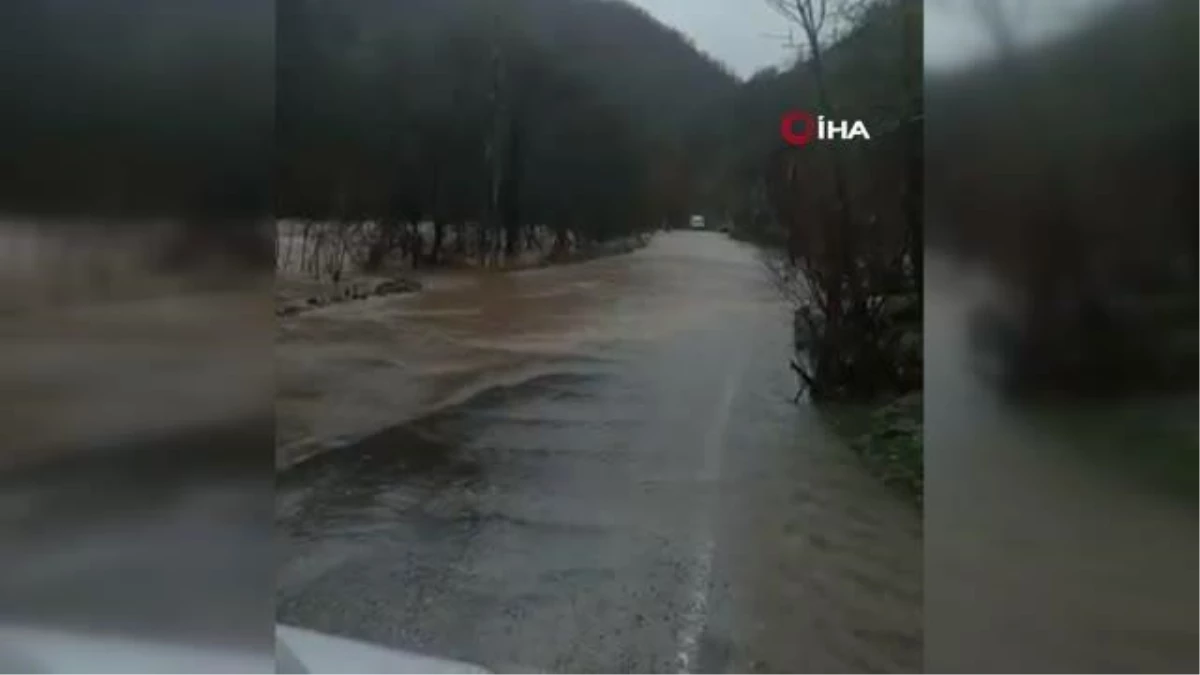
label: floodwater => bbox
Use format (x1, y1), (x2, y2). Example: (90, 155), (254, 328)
(276, 231), (923, 673)
(1, 285), (274, 669)
(924, 254), (1198, 673)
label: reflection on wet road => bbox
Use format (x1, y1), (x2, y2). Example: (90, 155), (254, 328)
(276, 232), (922, 673)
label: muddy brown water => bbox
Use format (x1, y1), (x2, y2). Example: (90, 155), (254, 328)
(276, 231), (923, 673)
(924, 254), (1197, 673)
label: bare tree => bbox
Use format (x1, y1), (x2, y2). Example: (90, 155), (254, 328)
(764, 0), (919, 400)
(765, 0), (870, 112)
(971, 0), (1026, 58)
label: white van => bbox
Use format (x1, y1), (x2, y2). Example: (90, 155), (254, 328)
(689, 215), (705, 230)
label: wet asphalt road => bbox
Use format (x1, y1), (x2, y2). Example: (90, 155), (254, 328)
(276, 232), (922, 673)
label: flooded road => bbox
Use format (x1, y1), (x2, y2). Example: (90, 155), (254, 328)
(276, 232), (922, 673)
(924, 255), (1198, 673)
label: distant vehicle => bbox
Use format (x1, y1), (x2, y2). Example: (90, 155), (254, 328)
(689, 215), (705, 230)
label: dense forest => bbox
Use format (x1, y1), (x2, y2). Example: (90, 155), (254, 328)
(277, 0), (740, 269)
(0, 0), (740, 271)
(928, 0), (1197, 395)
(0, 0), (274, 269)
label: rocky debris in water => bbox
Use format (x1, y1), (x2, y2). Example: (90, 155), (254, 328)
(370, 278), (423, 296)
(276, 275), (422, 318)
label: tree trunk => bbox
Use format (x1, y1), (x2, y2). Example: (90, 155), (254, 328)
(525, 224), (542, 251)
(365, 221), (395, 272)
(553, 226), (569, 259)
(455, 222), (468, 256)
(430, 219), (445, 265)
(408, 222), (422, 269)
(902, 0), (923, 299)
(502, 115), (524, 260)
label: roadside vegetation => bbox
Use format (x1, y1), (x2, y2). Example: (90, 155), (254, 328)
(826, 393), (922, 506)
(703, 0), (924, 503)
(1033, 397), (1199, 501)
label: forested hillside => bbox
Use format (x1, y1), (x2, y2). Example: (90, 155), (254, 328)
(277, 0), (739, 266)
(0, 0), (273, 269)
(0, 0), (271, 219)
(2, 0), (742, 271)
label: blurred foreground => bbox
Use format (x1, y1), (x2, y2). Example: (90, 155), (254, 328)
(0, 223), (275, 671)
(278, 232), (922, 673)
(925, 0), (1197, 671)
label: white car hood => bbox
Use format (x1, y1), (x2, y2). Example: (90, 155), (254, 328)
(276, 624), (489, 674)
(0, 623), (488, 674)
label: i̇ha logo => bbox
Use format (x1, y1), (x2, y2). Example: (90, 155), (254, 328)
(781, 110), (871, 146)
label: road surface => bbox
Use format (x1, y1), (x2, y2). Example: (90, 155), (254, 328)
(276, 232), (922, 673)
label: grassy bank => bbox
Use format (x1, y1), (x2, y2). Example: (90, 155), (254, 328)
(800, 288), (923, 506)
(1030, 395), (1198, 501)
(824, 391), (923, 508)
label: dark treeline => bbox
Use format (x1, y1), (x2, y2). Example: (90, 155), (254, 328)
(928, 0), (1198, 396)
(3, 0), (740, 272)
(277, 0), (739, 268)
(0, 0), (274, 266)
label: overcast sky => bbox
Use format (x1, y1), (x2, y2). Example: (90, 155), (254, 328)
(623, 0), (798, 79)
(924, 0), (1122, 73)
(624, 0), (1121, 79)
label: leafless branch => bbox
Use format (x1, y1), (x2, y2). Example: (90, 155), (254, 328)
(972, 0), (1030, 57)
(766, 0), (880, 55)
